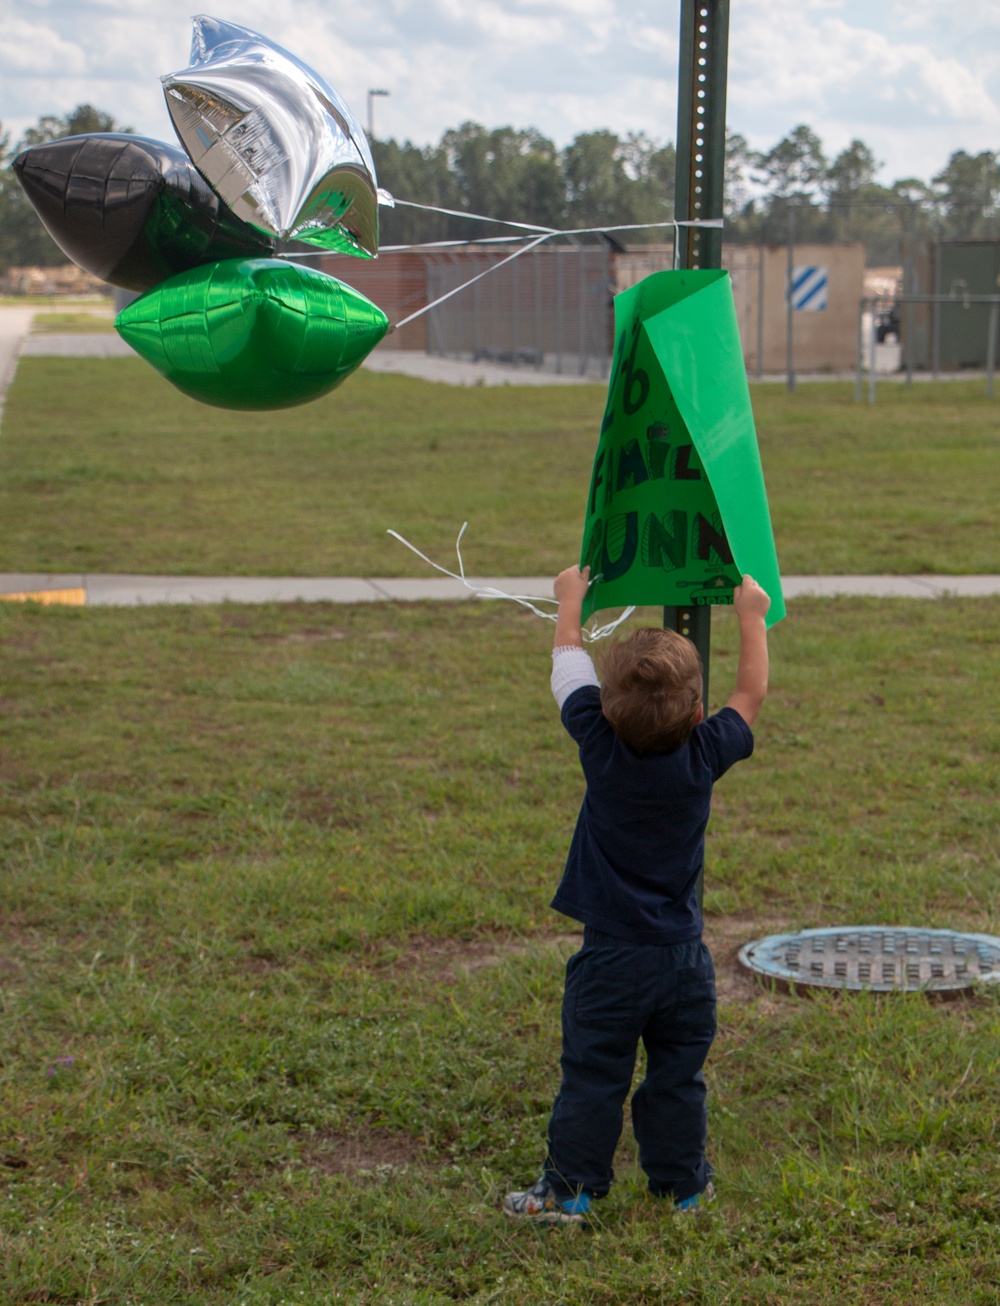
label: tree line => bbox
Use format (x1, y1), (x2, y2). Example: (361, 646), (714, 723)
(1, 105), (998, 273)
(726, 126), (1000, 263)
(0, 106), (122, 273)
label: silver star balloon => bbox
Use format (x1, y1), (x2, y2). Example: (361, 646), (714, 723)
(162, 15), (378, 257)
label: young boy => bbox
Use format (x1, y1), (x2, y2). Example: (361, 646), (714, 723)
(504, 564), (770, 1224)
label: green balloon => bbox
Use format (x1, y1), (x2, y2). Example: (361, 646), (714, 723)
(115, 258), (390, 410)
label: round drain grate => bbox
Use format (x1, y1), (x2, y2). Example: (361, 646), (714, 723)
(738, 926), (1000, 993)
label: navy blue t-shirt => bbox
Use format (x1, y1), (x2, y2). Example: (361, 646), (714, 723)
(550, 687), (754, 945)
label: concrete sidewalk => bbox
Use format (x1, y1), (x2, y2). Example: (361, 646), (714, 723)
(14, 332), (989, 387)
(1, 572), (998, 607)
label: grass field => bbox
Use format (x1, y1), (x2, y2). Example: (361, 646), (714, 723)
(2, 594), (998, 1303)
(1, 363), (998, 1300)
(0, 361), (997, 577)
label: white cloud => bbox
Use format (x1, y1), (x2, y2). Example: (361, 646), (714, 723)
(728, 0), (1000, 179)
(0, 17), (88, 76)
(0, 0), (996, 184)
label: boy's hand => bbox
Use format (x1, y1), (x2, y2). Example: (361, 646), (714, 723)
(733, 574), (770, 621)
(553, 564), (590, 607)
(727, 574), (769, 726)
(553, 565), (590, 649)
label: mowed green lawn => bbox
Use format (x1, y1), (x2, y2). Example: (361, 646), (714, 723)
(1, 595), (998, 1303)
(1, 366), (998, 1300)
(0, 359), (997, 576)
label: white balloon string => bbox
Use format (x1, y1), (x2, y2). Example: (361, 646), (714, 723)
(381, 212), (722, 326)
(394, 232), (551, 327)
(388, 196), (560, 235)
(379, 234), (541, 252)
(587, 606), (639, 641)
(280, 212), (722, 266)
(381, 194), (723, 239)
(386, 523), (635, 642)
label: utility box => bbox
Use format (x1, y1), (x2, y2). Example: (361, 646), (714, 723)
(923, 240), (1000, 369)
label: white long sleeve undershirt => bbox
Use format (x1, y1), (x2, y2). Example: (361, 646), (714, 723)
(551, 645), (601, 709)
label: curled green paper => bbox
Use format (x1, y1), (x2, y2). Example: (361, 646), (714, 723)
(581, 269), (784, 628)
(115, 258), (389, 411)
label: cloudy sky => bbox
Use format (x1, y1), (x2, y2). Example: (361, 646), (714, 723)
(1, 0), (997, 185)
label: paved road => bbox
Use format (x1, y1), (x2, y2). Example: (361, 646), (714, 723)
(1, 572), (998, 607)
(5, 309), (601, 388)
(20, 332), (599, 386)
(15, 333), (986, 387)
(19, 331), (129, 358)
(5, 310), (990, 386)
(0, 308), (37, 425)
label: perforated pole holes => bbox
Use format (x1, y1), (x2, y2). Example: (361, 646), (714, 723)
(690, 13), (708, 268)
(738, 927), (1000, 994)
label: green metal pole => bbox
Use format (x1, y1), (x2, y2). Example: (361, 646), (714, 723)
(672, 0), (729, 274)
(786, 205), (796, 391)
(664, 0), (730, 714)
(666, 0), (730, 911)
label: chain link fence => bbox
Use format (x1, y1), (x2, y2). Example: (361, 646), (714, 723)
(422, 244), (614, 380)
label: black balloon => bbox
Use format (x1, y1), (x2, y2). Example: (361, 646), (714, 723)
(13, 133), (274, 292)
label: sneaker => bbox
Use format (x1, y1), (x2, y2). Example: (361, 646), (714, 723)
(503, 1177), (592, 1225)
(674, 1180), (716, 1213)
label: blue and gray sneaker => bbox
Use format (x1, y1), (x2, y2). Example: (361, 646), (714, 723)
(503, 1177), (591, 1225)
(674, 1180), (716, 1213)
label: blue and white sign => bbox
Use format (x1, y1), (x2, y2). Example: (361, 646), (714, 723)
(790, 265), (828, 311)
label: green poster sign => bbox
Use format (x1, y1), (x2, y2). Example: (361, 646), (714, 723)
(581, 269), (784, 628)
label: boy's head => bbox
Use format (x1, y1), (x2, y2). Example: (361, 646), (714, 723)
(599, 627), (703, 755)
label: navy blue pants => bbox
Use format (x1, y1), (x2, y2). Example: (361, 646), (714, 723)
(544, 927), (716, 1203)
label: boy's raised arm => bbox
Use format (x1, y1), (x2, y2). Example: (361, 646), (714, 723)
(553, 565), (590, 649)
(550, 565), (601, 708)
(726, 574), (770, 727)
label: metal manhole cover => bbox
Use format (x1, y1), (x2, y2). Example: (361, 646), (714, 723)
(738, 926), (1000, 993)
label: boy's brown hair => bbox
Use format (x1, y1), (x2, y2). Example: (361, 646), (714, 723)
(599, 627), (703, 755)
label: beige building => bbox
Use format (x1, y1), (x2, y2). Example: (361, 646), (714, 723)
(612, 242), (866, 374)
(723, 243), (866, 374)
(1, 263), (109, 296)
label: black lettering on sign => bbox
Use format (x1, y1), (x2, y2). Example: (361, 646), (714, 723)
(642, 511), (688, 572)
(645, 422), (670, 479)
(610, 328), (627, 394)
(601, 512), (638, 581)
(599, 331), (627, 435)
(622, 321), (649, 415)
(694, 512), (734, 565)
(603, 451), (616, 506)
(616, 440), (649, 491)
(583, 519), (604, 573)
(673, 444), (701, 480)
(588, 450), (606, 517)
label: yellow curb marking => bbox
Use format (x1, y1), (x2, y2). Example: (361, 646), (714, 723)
(0, 588), (87, 606)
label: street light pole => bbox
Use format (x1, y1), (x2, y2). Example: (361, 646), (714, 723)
(367, 88), (390, 140)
